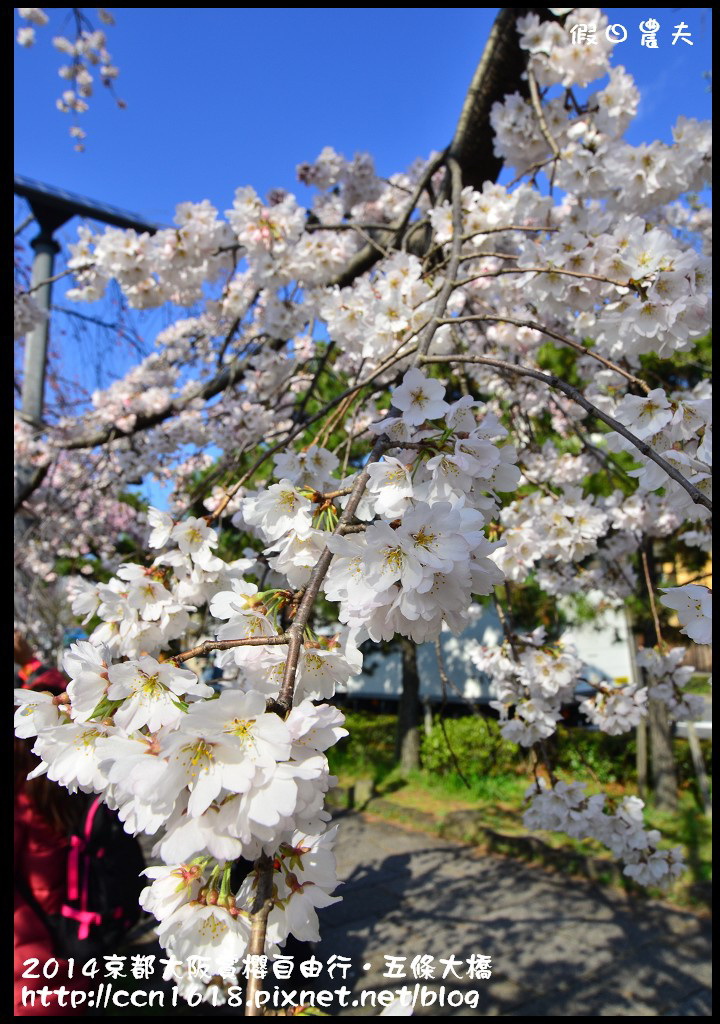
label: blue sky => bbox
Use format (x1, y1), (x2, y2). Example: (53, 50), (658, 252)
(15, 8), (712, 225)
(14, 7), (712, 508)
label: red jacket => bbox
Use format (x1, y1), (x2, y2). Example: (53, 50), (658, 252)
(14, 789), (88, 1016)
(17, 659), (68, 694)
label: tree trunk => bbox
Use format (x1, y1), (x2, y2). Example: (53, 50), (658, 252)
(396, 637), (421, 773)
(636, 718), (648, 801)
(648, 697), (678, 812)
(640, 539), (678, 811)
(686, 722), (711, 817)
(625, 609), (648, 799)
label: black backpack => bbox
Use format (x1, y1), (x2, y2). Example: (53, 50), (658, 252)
(24, 795), (147, 959)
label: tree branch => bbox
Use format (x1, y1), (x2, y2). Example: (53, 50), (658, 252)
(436, 312), (652, 394)
(172, 633), (291, 665)
(420, 352), (711, 511)
(244, 853), (275, 1017)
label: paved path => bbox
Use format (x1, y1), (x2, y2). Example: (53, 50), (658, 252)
(312, 811), (712, 1017)
(129, 810), (711, 1016)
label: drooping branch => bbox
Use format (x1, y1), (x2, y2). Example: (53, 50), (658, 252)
(641, 548), (667, 652)
(436, 312), (652, 393)
(420, 352), (712, 512)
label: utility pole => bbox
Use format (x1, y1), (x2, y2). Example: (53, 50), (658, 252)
(14, 176), (162, 510)
(15, 175), (161, 429)
(22, 225), (60, 426)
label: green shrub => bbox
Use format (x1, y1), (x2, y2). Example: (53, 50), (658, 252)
(327, 711), (397, 781)
(421, 715), (525, 777)
(328, 710), (711, 799)
(553, 726), (712, 787)
(553, 727), (636, 783)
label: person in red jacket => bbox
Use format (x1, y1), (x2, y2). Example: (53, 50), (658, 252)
(14, 631), (88, 1017)
(14, 630), (68, 694)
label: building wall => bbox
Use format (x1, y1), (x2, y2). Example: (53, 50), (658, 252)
(340, 596), (636, 704)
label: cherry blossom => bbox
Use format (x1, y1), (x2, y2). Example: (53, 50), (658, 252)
(14, 7), (712, 1006)
(659, 585), (712, 645)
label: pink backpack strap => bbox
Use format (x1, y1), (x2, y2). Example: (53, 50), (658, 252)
(62, 796), (104, 939)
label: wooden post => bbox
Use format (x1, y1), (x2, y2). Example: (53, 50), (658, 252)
(686, 722), (712, 817)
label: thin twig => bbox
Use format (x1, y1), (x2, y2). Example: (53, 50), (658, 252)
(172, 633), (290, 665)
(22, 264), (91, 294)
(453, 264), (631, 290)
(527, 64), (561, 159)
(641, 547), (666, 651)
(435, 639), (471, 788)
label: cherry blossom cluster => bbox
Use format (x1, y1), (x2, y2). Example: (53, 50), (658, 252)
(493, 14), (710, 212)
(524, 780), (685, 888)
(578, 681), (647, 736)
(635, 645), (707, 722)
(319, 252), (438, 368)
(15, 632), (347, 978)
(469, 627), (583, 745)
(324, 370), (516, 643)
(491, 487), (609, 584)
(517, 10), (615, 89)
(67, 203), (236, 307)
(16, 7), (49, 46)
(14, 437), (145, 584)
(14, 9), (713, 984)
(606, 387), (711, 520)
(13, 499), (364, 979)
(298, 144), (432, 224)
(658, 585), (712, 646)
(469, 622), (691, 887)
(297, 146), (383, 215)
(140, 826), (341, 1001)
(14, 287), (47, 339)
(211, 368), (516, 649)
(16, 7), (121, 150)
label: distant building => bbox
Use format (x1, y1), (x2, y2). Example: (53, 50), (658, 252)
(338, 594), (636, 710)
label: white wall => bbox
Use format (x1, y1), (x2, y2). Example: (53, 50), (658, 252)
(340, 594), (635, 703)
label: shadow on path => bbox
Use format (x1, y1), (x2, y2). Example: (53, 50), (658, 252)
(313, 811), (712, 1017)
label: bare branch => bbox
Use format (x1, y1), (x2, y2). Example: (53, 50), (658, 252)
(436, 312), (652, 394)
(15, 213), (35, 237)
(14, 461), (51, 514)
(172, 633), (290, 665)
